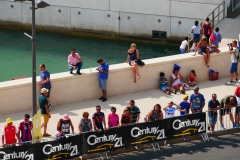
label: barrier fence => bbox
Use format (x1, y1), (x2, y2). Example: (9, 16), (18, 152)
(0, 113), (206, 160)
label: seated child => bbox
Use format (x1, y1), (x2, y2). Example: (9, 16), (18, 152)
(186, 70), (196, 86)
(159, 72), (175, 95)
(190, 39), (198, 52)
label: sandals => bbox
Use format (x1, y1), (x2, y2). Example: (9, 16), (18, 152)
(205, 64), (210, 67)
(43, 133), (51, 137)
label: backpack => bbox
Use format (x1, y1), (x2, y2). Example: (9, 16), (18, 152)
(210, 33), (216, 43)
(82, 119), (90, 132)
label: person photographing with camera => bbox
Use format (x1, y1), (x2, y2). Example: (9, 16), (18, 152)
(225, 40), (240, 85)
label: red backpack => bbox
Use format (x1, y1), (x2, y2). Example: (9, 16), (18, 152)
(210, 33), (216, 43)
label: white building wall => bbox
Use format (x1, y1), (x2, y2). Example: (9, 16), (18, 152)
(0, 0), (226, 39)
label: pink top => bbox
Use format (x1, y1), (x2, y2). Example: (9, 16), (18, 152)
(68, 53), (80, 65)
(108, 114), (119, 127)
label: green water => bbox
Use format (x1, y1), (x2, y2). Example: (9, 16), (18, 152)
(0, 27), (179, 82)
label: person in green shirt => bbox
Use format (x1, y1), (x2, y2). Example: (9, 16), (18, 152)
(219, 95), (238, 130)
(39, 88), (51, 137)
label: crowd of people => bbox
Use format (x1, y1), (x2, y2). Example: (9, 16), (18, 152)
(3, 83), (240, 147)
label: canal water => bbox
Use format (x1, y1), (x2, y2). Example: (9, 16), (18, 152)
(0, 27), (179, 82)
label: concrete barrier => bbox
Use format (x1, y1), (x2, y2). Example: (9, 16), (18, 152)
(0, 47), (233, 114)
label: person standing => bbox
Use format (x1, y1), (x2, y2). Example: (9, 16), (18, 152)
(126, 43), (140, 83)
(108, 107), (120, 129)
(129, 100), (140, 124)
(210, 27), (222, 48)
(179, 37), (189, 54)
(202, 17), (212, 44)
(179, 95), (190, 116)
(2, 118), (21, 147)
(219, 95), (238, 130)
(39, 88), (51, 137)
(146, 104), (163, 122)
(68, 48), (83, 75)
(38, 64), (52, 106)
(121, 107), (132, 126)
(208, 94), (220, 137)
(190, 86), (205, 113)
(18, 114), (33, 144)
(92, 105), (106, 132)
(56, 114), (74, 136)
(97, 59), (109, 102)
(234, 85), (240, 126)
(225, 40), (240, 85)
(79, 112), (93, 134)
(190, 20), (202, 42)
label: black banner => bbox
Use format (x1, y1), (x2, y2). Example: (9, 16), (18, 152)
(0, 113), (206, 159)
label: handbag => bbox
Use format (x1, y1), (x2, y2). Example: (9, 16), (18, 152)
(136, 59), (145, 67)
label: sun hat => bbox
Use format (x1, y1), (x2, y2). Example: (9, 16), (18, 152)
(63, 114), (70, 121)
(183, 94), (189, 99)
(41, 88), (49, 93)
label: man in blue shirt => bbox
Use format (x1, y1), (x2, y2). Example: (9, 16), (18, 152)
(96, 59), (109, 102)
(179, 95), (190, 116)
(190, 86), (205, 113)
(38, 64), (52, 106)
(211, 27), (222, 48)
(208, 93), (220, 137)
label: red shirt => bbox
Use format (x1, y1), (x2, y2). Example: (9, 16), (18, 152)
(235, 86), (240, 97)
(3, 125), (17, 144)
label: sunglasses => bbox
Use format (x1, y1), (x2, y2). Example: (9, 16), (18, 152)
(84, 115), (89, 117)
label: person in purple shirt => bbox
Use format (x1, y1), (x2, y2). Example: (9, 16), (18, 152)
(38, 64), (52, 105)
(211, 27), (222, 48)
(96, 59), (109, 102)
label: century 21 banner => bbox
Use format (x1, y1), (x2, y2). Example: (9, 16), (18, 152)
(0, 113), (206, 159)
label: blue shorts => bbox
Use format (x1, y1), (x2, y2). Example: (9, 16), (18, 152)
(230, 62), (238, 74)
(209, 115), (217, 126)
(180, 48), (186, 54)
(99, 79), (107, 90)
(160, 86), (170, 92)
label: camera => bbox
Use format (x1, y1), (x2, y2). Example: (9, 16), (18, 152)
(227, 43), (233, 51)
(227, 43), (232, 46)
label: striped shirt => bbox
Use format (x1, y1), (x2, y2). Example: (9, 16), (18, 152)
(130, 106), (140, 124)
(18, 121), (32, 142)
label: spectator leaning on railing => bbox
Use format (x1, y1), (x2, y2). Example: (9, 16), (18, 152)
(2, 118), (21, 147)
(18, 114), (33, 145)
(146, 104), (163, 122)
(108, 107), (120, 129)
(190, 86), (205, 113)
(79, 112), (93, 134)
(56, 114), (74, 137)
(129, 100), (141, 124)
(92, 105), (106, 132)
(208, 94), (220, 138)
(121, 107), (132, 126)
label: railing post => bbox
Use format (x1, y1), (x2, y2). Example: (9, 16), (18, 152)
(223, 1), (225, 20)
(212, 11), (215, 29)
(218, 6), (220, 23)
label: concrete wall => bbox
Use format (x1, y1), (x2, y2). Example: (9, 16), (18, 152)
(0, 47), (233, 114)
(0, 0), (225, 39)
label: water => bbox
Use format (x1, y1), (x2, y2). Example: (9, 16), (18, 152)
(0, 27), (179, 82)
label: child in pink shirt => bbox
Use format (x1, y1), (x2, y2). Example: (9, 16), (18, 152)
(108, 107), (120, 128)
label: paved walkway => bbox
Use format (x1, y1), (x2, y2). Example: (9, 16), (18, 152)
(0, 77), (238, 138)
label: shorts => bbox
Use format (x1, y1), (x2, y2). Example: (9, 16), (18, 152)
(99, 79), (107, 90)
(42, 86), (51, 98)
(209, 114), (217, 126)
(42, 114), (49, 123)
(235, 106), (240, 115)
(160, 86), (170, 92)
(230, 63), (238, 74)
(219, 108), (231, 116)
(173, 83), (182, 89)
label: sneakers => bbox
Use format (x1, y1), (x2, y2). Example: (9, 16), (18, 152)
(99, 96), (104, 100)
(220, 125), (225, 130)
(233, 123), (237, 129)
(164, 141), (170, 147)
(102, 98), (107, 102)
(70, 71), (73, 74)
(43, 133), (51, 137)
(225, 81), (233, 85)
(76, 71), (81, 75)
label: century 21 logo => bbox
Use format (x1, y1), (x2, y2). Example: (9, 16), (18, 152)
(43, 143), (79, 157)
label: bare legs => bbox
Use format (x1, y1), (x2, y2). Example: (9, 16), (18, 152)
(102, 90), (107, 99)
(131, 62), (140, 83)
(203, 53), (210, 67)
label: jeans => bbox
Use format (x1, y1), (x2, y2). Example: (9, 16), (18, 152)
(69, 62), (83, 73)
(193, 34), (200, 42)
(180, 48), (186, 54)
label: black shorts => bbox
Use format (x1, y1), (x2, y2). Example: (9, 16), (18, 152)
(219, 108), (231, 116)
(235, 106), (240, 114)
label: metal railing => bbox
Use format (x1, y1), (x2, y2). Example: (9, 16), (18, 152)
(188, 1), (226, 51)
